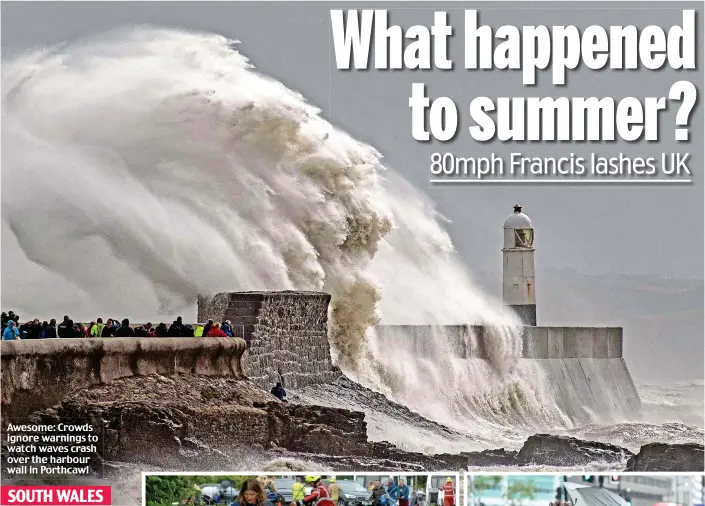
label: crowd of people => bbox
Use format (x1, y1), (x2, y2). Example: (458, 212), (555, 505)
(1, 310), (241, 341)
(176, 475), (447, 506)
(368, 478), (413, 506)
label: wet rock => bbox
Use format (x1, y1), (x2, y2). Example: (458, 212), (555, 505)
(291, 376), (466, 439)
(515, 434), (631, 466)
(464, 448), (517, 466)
(625, 443), (704, 471)
(5, 375), (470, 472)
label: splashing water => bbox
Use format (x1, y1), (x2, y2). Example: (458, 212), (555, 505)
(1, 27), (568, 435)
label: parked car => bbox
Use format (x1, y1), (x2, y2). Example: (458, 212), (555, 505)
(200, 483), (237, 505)
(273, 478), (296, 503)
(325, 480), (373, 506)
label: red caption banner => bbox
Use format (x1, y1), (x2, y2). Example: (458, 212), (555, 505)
(0, 486), (111, 506)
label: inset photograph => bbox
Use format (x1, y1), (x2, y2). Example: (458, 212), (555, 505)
(465, 474), (703, 506)
(144, 473), (459, 506)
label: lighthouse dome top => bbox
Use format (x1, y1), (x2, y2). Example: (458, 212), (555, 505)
(503, 204), (533, 229)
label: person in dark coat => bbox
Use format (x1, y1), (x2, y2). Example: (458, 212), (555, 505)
(41, 319), (57, 339)
(270, 382), (287, 402)
(202, 319), (214, 338)
(114, 318), (135, 337)
(168, 316), (185, 337)
(102, 319), (115, 337)
(57, 315), (72, 338)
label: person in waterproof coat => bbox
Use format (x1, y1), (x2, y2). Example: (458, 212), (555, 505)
(41, 319), (57, 339)
(386, 480), (399, 501)
(441, 479), (455, 506)
(57, 315), (72, 338)
(372, 482), (387, 506)
(290, 476), (334, 506)
(231, 478), (274, 506)
(168, 316), (185, 337)
(3, 321), (20, 340)
(292, 477), (305, 503)
(397, 480), (410, 506)
(270, 382), (287, 402)
(114, 318), (135, 337)
(207, 323), (228, 337)
(221, 320), (234, 337)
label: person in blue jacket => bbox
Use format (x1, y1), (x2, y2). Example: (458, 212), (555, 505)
(386, 480), (400, 501)
(397, 479), (410, 506)
(3, 321), (20, 340)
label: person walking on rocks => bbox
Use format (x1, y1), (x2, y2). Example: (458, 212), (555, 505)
(270, 382), (287, 402)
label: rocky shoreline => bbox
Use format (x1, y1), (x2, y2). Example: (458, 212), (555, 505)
(1, 374), (702, 476)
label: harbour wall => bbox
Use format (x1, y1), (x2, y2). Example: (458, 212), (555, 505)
(374, 324), (642, 420)
(373, 324), (624, 359)
(1, 292), (641, 424)
(0, 337), (247, 422)
(198, 291), (341, 390)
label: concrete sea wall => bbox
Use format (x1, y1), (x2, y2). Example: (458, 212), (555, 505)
(199, 291), (341, 390)
(0, 337), (246, 422)
(522, 326), (623, 358)
(373, 325), (625, 359)
(1, 292), (640, 425)
(533, 357), (641, 421)
(374, 324), (641, 420)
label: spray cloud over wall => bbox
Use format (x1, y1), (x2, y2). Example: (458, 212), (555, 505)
(2, 27), (566, 436)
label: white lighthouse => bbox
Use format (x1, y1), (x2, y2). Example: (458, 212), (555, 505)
(502, 204), (536, 326)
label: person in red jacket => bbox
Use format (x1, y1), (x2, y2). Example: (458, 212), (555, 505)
(441, 478), (455, 506)
(290, 476), (334, 506)
(207, 323), (228, 337)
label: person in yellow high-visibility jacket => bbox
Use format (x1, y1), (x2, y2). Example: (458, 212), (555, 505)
(328, 477), (341, 503)
(292, 476), (305, 502)
(90, 318), (105, 337)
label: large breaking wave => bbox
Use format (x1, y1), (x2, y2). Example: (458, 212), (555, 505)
(2, 27), (569, 437)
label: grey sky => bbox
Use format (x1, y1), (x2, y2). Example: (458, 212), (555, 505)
(2, 2), (703, 380)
